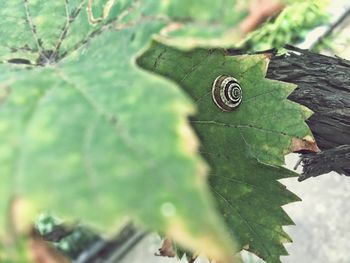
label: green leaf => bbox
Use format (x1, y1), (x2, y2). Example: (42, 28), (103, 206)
(142, 0), (250, 49)
(0, 1), (237, 262)
(161, 0), (246, 24)
(137, 41), (313, 263)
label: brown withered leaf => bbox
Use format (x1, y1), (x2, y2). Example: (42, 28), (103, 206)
(290, 136), (320, 153)
(156, 238), (176, 258)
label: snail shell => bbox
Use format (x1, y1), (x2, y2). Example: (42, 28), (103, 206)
(212, 75), (242, 112)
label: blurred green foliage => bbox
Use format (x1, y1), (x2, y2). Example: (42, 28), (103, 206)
(241, 2), (329, 52)
(35, 214), (101, 260)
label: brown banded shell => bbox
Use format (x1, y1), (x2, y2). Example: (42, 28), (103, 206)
(212, 75), (243, 112)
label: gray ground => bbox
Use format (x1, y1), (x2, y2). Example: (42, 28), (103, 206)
(281, 155), (350, 263)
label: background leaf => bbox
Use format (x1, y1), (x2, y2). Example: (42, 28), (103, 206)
(140, 0), (251, 49)
(137, 41), (313, 263)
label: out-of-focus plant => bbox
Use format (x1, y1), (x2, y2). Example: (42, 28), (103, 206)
(35, 214), (100, 260)
(240, 1), (329, 52)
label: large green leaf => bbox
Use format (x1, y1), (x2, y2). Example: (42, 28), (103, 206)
(137, 41), (313, 263)
(0, 1), (238, 262)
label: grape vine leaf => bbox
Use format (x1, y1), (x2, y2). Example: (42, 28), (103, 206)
(143, 0), (250, 49)
(0, 1), (238, 262)
(137, 41), (313, 263)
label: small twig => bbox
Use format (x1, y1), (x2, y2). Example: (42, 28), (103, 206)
(310, 6), (350, 49)
(293, 157), (303, 171)
(75, 240), (107, 263)
(103, 230), (147, 263)
(74, 223), (147, 263)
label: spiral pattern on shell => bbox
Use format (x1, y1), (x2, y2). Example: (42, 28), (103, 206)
(212, 75), (243, 112)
